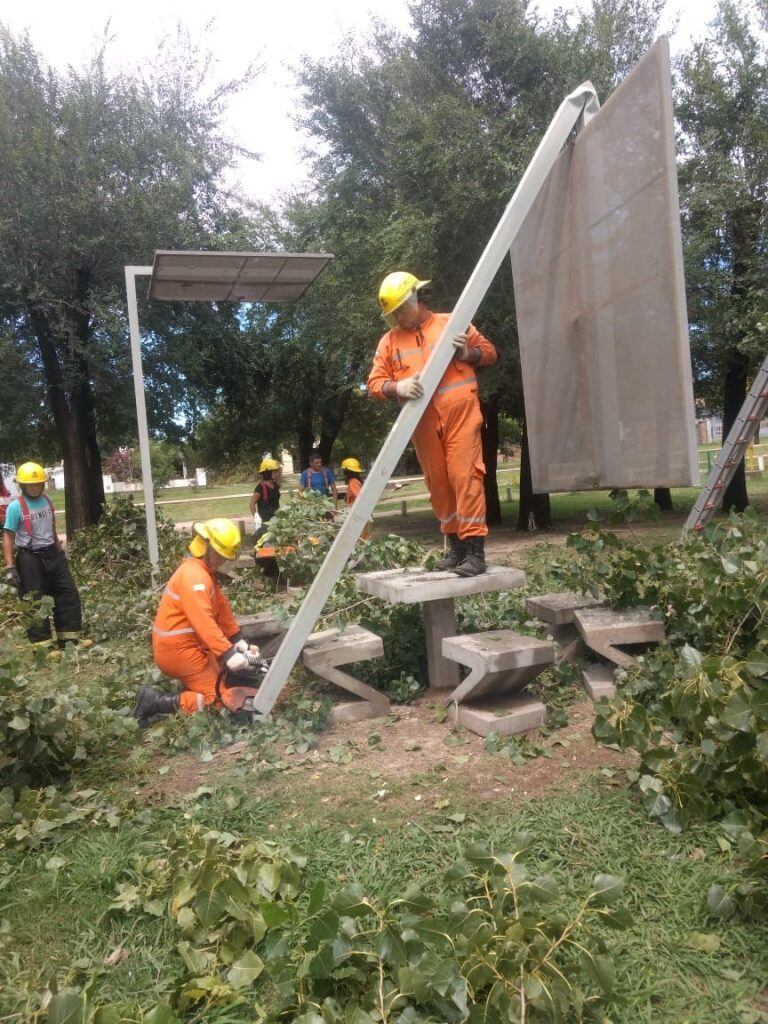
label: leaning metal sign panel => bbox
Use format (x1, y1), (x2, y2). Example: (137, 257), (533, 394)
(510, 38), (698, 493)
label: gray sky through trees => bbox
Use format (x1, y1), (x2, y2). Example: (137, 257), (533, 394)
(4, 0), (718, 204)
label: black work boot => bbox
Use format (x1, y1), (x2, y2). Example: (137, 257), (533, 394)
(132, 686), (180, 728)
(435, 534), (466, 572)
(455, 537), (486, 577)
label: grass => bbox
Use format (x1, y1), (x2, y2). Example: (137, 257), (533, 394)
(3, 769), (767, 1022)
(2, 524), (768, 1021)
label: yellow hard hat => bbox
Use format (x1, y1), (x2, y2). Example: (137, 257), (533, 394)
(16, 462), (47, 484)
(377, 272), (431, 318)
(189, 518), (242, 560)
(259, 457), (281, 473)
(341, 458), (363, 473)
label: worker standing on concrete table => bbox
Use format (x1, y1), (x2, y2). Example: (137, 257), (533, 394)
(250, 457), (281, 540)
(2, 462), (82, 644)
(298, 451), (338, 506)
(368, 272), (497, 576)
(133, 518), (261, 726)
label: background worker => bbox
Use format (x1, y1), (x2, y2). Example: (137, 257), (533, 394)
(2, 462), (82, 645)
(133, 518), (259, 726)
(0, 469), (11, 528)
(298, 451), (338, 506)
(341, 457), (364, 505)
(367, 272), (497, 576)
(250, 457), (281, 540)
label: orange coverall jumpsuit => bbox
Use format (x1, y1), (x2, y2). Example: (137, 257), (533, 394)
(367, 312), (497, 538)
(152, 557), (241, 714)
(345, 477), (362, 505)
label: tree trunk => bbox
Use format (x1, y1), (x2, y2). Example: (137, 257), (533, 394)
(296, 401), (314, 471)
(517, 419), (551, 531)
(653, 487), (673, 512)
(319, 392), (351, 467)
(721, 346), (750, 512)
(481, 394), (501, 526)
(721, 205), (758, 513)
(31, 306), (104, 535)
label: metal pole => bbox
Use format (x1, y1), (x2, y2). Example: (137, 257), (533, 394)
(254, 80), (600, 717)
(125, 266), (159, 570)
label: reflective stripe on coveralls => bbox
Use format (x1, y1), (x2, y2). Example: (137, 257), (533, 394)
(367, 312), (496, 538)
(152, 557), (241, 714)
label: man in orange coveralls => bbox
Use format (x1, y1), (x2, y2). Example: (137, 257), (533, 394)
(133, 518), (261, 726)
(367, 272), (497, 576)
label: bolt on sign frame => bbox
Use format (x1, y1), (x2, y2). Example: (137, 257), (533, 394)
(124, 251), (334, 570)
(253, 79), (601, 718)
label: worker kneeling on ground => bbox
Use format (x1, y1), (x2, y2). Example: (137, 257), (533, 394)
(133, 518), (260, 726)
(368, 272), (497, 576)
(2, 462), (82, 645)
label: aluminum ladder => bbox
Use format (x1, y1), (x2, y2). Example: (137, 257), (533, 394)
(683, 352), (768, 534)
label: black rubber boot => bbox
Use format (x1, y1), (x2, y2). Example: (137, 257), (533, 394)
(132, 686), (180, 728)
(455, 536), (486, 577)
(435, 534), (466, 572)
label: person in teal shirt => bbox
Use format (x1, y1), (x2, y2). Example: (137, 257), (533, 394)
(3, 462), (81, 645)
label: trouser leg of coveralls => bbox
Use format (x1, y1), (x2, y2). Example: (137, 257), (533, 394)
(153, 643), (219, 714)
(413, 406), (457, 536)
(40, 548), (82, 644)
(16, 548), (53, 642)
(443, 401), (488, 539)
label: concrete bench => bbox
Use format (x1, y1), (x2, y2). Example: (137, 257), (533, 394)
(441, 630), (555, 736)
(524, 592), (603, 663)
(302, 625), (390, 724)
(573, 607), (666, 670)
(581, 663), (617, 701)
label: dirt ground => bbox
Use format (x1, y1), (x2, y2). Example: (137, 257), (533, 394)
(139, 696), (635, 813)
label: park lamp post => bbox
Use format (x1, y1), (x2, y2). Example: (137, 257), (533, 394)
(124, 250), (334, 571)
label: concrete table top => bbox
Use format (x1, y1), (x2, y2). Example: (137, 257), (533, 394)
(356, 566), (526, 604)
(355, 565), (527, 690)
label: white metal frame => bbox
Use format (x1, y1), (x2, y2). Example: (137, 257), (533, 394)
(125, 266), (159, 569)
(254, 80), (600, 717)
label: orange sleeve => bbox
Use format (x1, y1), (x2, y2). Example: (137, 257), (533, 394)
(216, 589), (241, 642)
(467, 324), (497, 367)
(367, 333), (396, 400)
(177, 564), (233, 659)
(346, 478), (362, 504)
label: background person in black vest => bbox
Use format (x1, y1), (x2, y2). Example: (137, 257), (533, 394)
(250, 457), (281, 541)
(2, 461), (82, 645)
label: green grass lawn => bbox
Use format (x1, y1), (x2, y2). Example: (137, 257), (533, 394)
(3, 754), (767, 1022)
(47, 454), (768, 538)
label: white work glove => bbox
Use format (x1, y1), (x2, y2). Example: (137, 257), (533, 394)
(226, 651), (249, 671)
(233, 639), (249, 654)
(395, 375), (424, 400)
(452, 333), (477, 363)
(253, 511), (262, 531)
(226, 649), (263, 672)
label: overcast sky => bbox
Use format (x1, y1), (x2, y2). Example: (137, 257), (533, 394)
(1, 0), (719, 204)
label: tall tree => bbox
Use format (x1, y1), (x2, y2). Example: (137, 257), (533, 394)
(0, 27), (258, 531)
(292, 0), (669, 527)
(677, 2), (768, 512)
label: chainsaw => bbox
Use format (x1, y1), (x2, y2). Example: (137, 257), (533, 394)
(214, 634), (283, 723)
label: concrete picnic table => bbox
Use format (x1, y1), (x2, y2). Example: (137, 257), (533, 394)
(355, 566), (526, 690)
